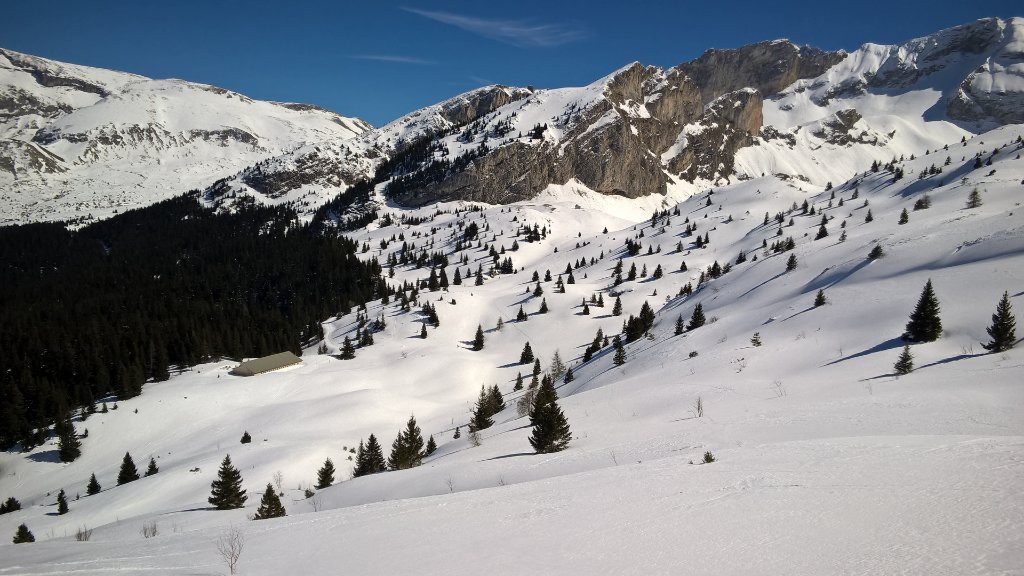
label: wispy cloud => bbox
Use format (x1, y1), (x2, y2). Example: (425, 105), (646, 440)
(403, 7), (586, 48)
(350, 54), (435, 65)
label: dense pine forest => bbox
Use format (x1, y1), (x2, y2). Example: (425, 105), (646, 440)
(0, 193), (384, 450)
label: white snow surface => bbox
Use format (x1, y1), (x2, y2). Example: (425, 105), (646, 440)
(2, 122), (1023, 574)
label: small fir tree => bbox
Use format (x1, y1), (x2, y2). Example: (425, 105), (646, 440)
(315, 458), (336, 489)
(612, 336), (626, 366)
(675, 314), (685, 336)
(472, 324), (485, 351)
(612, 297), (623, 316)
(966, 188), (982, 208)
(528, 377), (571, 453)
(868, 245), (885, 260)
(208, 455), (247, 510)
(425, 435), (437, 456)
(388, 415), (425, 470)
(240, 431), (251, 444)
(86, 473), (101, 496)
(687, 303), (706, 330)
(117, 452), (140, 485)
(904, 279), (942, 342)
(814, 289), (827, 307)
(55, 414), (81, 463)
(982, 291), (1016, 352)
(520, 342), (535, 364)
(750, 333), (762, 347)
(252, 484), (286, 520)
(12, 524), (34, 544)
(786, 253), (798, 272)
(145, 457), (159, 476)
(898, 208), (909, 225)
(56, 489), (68, 515)
(894, 345), (914, 375)
(339, 336), (356, 359)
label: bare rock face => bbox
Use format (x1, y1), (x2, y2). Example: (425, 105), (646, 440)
(676, 41), (846, 104)
(664, 89), (764, 181)
(946, 18), (1024, 124)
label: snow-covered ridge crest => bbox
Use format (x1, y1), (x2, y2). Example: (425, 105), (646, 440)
(0, 47), (371, 225)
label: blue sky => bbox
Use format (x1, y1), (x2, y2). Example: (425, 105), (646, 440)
(3, 1), (1019, 126)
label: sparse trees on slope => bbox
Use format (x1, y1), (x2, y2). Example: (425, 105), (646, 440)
(117, 452), (140, 485)
(252, 483), (286, 520)
(208, 455), (247, 510)
(353, 435), (387, 477)
(904, 280), (942, 342)
(983, 291), (1016, 352)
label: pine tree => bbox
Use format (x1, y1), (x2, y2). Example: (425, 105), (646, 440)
(786, 253), (798, 272)
(966, 188), (983, 208)
(2, 497), (21, 513)
(12, 524), (34, 544)
(898, 208), (909, 225)
(240, 431), (251, 444)
(674, 314), (685, 336)
(564, 367), (574, 383)
(894, 345), (914, 375)
(315, 458), (336, 489)
(528, 376), (571, 454)
(513, 372), (524, 391)
(983, 291), (1016, 352)
(516, 306), (528, 322)
(520, 342), (534, 364)
(339, 336), (356, 360)
(252, 484), (286, 520)
(86, 473), (101, 496)
(470, 385), (494, 431)
(904, 279), (942, 342)
(538, 298), (549, 314)
(472, 324), (485, 351)
(549, 350), (566, 380)
(612, 297), (622, 316)
(117, 452), (140, 485)
(425, 435), (437, 456)
(208, 454), (247, 510)
(145, 457), (159, 477)
(814, 289), (827, 307)
(420, 324), (428, 339)
(453, 426), (461, 439)
(388, 415), (425, 470)
(56, 489), (68, 515)
(751, 332), (762, 347)
(865, 209), (873, 223)
(687, 303), (706, 330)
(612, 336), (626, 366)
(868, 244), (885, 260)
(487, 384), (506, 414)
(54, 413), (81, 463)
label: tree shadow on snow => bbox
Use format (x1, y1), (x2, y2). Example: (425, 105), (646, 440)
(781, 306), (816, 322)
(483, 452), (535, 461)
(824, 337), (905, 367)
(26, 449), (61, 463)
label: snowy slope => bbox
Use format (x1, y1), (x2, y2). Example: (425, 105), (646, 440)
(2, 118), (1022, 573)
(0, 48), (371, 225)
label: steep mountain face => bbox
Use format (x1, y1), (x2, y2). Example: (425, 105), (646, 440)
(0, 48), (371, 225)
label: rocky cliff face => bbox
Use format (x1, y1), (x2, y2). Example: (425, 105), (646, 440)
(676, 41), (846, 105)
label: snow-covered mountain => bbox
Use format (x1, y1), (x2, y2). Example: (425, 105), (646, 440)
(206, 16), (1024, 220)
(0, 48), (370, 225)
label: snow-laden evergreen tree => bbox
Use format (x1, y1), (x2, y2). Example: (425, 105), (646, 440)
(520, 342), (535, 364)
(549, 350), (566, 380)
(56, 489), (68, 515)
(117, 452), (140, 485)
(252, 483), (286, 520)
(315, 458), (336, 489)
(894, 345), (914, 375)
(145, 457), (159, 476)
(1, 497), (21, 513)
(55, 413), (81, 463)
(12, 524), (34, 544)
(86, 473), (101, 496)
(208, 454), (247, 510)
(472, 324), (485, 351)
(904, 280), (942, 342)
(388, 415), (425, 470)
(687, 303), (706, 330)
(983, 291), (1016, 352)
